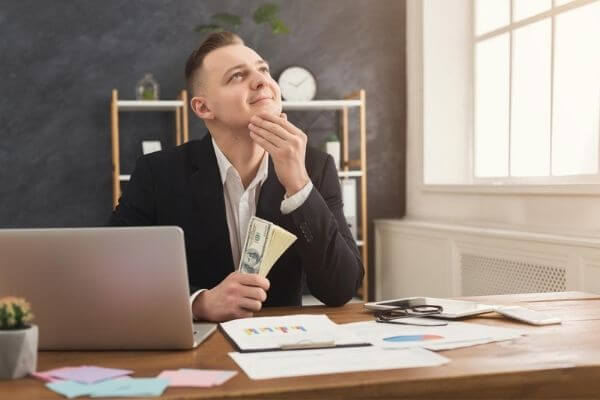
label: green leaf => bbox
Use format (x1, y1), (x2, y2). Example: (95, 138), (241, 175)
(270, 19), (289, 34)
(253, 3), (279, 24)
(193, 24), (225, 34)
(211, 13), (242, 29)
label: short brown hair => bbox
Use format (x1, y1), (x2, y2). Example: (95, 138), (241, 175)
(185, 32), (244, 95)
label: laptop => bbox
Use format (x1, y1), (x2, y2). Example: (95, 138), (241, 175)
(0, 226), (216, 350)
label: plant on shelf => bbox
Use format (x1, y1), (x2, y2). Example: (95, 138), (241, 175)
(194, 3), (290, 35)
(0, 297), (38, 380)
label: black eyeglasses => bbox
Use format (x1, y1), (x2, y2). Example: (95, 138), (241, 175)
(375, 304), (446, 326)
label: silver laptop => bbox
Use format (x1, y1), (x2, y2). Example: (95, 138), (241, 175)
(0, 226), (216, 350)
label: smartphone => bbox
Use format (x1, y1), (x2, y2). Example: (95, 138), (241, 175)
(366, 297), (428, 310)
(365, 297), (497, 318)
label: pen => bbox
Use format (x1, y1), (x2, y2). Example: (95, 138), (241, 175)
(279, 340), (336, 350)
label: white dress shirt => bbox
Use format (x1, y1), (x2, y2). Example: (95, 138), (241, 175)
(190, 138), (313, 310)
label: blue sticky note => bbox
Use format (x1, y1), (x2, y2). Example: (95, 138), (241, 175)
(89, 378), (169, 397)
(46, 381), (93, 398)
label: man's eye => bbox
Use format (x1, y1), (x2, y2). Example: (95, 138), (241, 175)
(230, 72), (244, 82)
(261, 68), (270, 75)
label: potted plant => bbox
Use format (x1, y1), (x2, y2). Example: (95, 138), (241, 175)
(0, 297), (37, 379)
(194, 3), (290, 35)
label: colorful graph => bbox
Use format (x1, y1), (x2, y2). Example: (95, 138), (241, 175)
(382, 334), (443, 342)
(244, 325), (307, 335)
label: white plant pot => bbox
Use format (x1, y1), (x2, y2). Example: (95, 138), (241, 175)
(0, 325), (38, 380)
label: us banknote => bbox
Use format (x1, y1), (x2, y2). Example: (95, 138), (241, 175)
(239, 216), (297, 277)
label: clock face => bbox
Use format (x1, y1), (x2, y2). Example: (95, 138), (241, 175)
(278, 66), (317, 101)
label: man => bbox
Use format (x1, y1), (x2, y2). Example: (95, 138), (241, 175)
(109, 32), (364, 322)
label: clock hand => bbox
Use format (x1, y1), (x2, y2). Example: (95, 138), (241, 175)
(296, 76), (309, 86)
(291, 76), (309, 87)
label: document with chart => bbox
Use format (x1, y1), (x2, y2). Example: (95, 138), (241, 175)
(220, 314), (369, 352)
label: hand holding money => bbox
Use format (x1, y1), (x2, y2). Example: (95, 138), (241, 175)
(239, 216), (297, 277)
(191, 272), (270, 322)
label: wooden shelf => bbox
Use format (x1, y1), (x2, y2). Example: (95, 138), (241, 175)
(110, 89), (189, 208)
(338, 170), (363, 178)
(117, 100), (185, 111)
(282, 99), (362, 111)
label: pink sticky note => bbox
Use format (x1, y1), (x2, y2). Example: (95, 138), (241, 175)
(31, 367), (78, 382)
(158, 369), (236, 387)
(49, 366), (133, 384)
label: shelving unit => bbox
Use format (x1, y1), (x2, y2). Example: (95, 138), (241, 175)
(110, 89), (189, 208)
(283, 89), (368, 300)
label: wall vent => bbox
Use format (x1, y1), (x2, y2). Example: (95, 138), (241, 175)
(461, 253), (566, 296)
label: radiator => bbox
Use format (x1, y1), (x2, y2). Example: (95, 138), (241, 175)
(375, 219), (600, 300)
(460, 253), (567, 296)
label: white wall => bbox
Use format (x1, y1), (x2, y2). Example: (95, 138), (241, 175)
(423, 0), (472, 184)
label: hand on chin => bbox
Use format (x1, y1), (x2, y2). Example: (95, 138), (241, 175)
(250, 100), (282, 118)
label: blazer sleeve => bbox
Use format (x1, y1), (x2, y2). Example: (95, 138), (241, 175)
(287, 155), (365, 306)
(108, 156), (156, 227)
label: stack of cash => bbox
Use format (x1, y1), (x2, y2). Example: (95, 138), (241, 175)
(238, 216), (297, 277)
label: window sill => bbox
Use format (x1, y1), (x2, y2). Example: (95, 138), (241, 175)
(419, 183), (600, 196)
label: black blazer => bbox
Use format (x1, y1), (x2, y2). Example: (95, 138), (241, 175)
(108, 134), (364, 307)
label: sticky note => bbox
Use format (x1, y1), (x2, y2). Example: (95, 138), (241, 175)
(158, 369), (237, 387)
(49, 366), (133, 384)
(89, 377), (168, 397)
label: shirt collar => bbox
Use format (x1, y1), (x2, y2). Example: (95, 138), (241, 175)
(211, 137), (269, 187)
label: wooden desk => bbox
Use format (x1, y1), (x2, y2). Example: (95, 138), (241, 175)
(2, 291), (600, 399)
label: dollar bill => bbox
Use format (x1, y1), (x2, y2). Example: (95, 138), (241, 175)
(239, 217), (271, 274)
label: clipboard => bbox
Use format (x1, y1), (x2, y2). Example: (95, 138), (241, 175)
(219, 314), (372, 353)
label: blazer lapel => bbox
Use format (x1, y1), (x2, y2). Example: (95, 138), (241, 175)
(256, 157), (286, 225)
(189, 134), (234, 271)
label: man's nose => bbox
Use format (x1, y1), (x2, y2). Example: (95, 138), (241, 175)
(250, 71), (267, 90)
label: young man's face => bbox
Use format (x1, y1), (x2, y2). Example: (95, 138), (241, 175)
(196, 44), (282, 129)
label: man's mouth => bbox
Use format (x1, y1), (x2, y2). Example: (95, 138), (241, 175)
(250, 95), (273, 104)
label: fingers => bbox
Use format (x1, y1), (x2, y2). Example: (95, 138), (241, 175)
(249, 122), (285, 147)
(236, 272), (270, 291)
(250, 115), (291, 141)
(238, 285), (267, 302)
(239, 297), (263, 312)
(249, 130), (279, 154)
(258, 112), (305, 138)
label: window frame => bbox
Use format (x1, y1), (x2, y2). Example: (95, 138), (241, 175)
(471, 0), (600, 186)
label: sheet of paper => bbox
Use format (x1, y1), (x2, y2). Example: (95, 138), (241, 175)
(229, 346), (449, 380)
(158, 369), (237, 387)
(48, 365), (133, 384)
(220, 314), (366, 351)
(342, 320), (525, 350)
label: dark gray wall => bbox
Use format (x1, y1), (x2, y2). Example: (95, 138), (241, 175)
(1, 0), (406, 297)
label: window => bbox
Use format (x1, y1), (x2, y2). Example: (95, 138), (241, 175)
(474, 0), (600, 182)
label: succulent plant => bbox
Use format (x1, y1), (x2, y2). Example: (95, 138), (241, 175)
(0, 297), (34, 330)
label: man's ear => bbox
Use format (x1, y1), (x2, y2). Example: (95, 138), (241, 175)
(190, 96), (215, 120)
